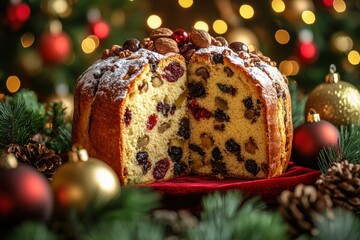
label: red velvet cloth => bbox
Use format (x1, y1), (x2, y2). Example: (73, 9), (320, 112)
(139, 162), (320, 210)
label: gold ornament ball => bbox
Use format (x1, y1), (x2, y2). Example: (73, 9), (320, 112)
(51, 148), (120, 216)
(305, 64), (360, 126)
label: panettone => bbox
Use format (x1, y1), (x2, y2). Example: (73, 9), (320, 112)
(72, 28), (293, 185)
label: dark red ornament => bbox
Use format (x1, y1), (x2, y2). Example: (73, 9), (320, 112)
(292, 109), (340, 170)
(0, 152), (53, 226)
(6, 2), (31, 31)
(89, 19), (110, 40)
(38, 30), (72, 65)
(171, 29), (189, 46)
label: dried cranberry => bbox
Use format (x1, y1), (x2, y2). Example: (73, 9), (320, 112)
(225, 139), (241, 153)
(212, 53), (224, 64)
(168, 146), (183, 162)
(214, 109), (230, 122)
(216, 83), (237, 96)
(174, 162), (187, 176)
(153, 158), (170, 179)
(211, 160), (228, 175)
(245, 159), (259, 176)
(212, 147), (223, 161)
(136, 151), (149, 165)
(162, 62), (184, 82)
(189, 144), (205, 156)
(146, 114), (158, 130)
(243, 97), (253, 109)
(177, 118), (190, 139)
(124, 108), (132, 127)
(189, 100), (213, 121)
(189, 82), (206, 98)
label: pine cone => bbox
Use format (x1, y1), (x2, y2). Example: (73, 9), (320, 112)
(7, 143), (62, 180)
(316, 160), (360, 214)
(278, 184), (334, 237)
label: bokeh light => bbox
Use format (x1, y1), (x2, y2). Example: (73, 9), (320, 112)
(333, 0), (346, 12)
(348, 50), (360, 65)
(332, 32), (353, 52)
(21, 32), (35, 48)
(81, 35), (99, 54)
(178, 0), (193, 8)
(213, 19), (228, 34)
(6, 75), (21, 93)
(239, 4), (254, 19)
(275, 29), (290, 44)
(301, 10), (316, 24)
(194, 21), (209, 31)
(271, 0), (286, 13)
(279, 60), (300, 76)
(147, 15), (162, 29)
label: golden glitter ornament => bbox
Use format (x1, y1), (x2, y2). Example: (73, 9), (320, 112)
(51, 146), (120, 217)
(305, 64), (360, 126)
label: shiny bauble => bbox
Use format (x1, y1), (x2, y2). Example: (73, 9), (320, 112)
(292, 110), (340, 170)
(0, 152), (53, 225)
(305, 64), (360, 126)
(38, 30), (72, 65)
(51, 148), (120, 217)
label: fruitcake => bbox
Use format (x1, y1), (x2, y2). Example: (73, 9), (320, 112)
(72, 28), (293, 185)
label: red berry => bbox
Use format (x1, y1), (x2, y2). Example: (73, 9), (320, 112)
(171, 29), (189, 46)
(124, 108), (132, 127)
(146, 114), (158, 130)
(189, 100), (213, 121)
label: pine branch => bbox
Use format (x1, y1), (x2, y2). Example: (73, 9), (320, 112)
(0, 97), (43, 148)
(314, 208), (360, 240)
(289, 79), (306, 128)
(4, 222), (56, 240)
(318, 124), (360, 173)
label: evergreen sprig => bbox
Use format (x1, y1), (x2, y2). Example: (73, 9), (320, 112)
(289, 79), (307, 129)
(5, 222), (56, 240)
(318, 124), (360, 173)
(0, 97), (43, 148)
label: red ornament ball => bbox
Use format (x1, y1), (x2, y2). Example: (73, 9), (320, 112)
(171, 29), (189, 46)
(6, 2), (31, 31)
(38, 31), (72, 65)
(0, 158), (53, 226)
(89, 19), (110, 40)
(292, 118), (340, 170)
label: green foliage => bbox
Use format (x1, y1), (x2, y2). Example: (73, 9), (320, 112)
(189, 191), (286, 240)
(0, 96), (44, 148)
(318, 124), (360, 173)
(5, 222), (56, 240)
(289, 79), (306, 129)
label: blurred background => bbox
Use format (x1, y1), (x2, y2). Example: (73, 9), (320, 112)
(0, 0), (359, 104)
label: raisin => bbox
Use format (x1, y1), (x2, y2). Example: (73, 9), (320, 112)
(157, 102), (171, 117)
(212, 147), (223, 161)
(211, 160), (228, 175)
(189, 82), (206, 98)
(162, 62), (185, 82)
(143, 161), (151, 175)
(243, 97), (253, 109)
(195, 67), (209, 80)
(214, 123), (225, 131)
(224, 67), (234, 77)
(212, 53), (224, 64)
(174, 162), (187, 176)
(189, 100), (213, 121)
(123, 38), (140, 52)
(214, 109), (230, 122)
(168, 146), (183, 163)
(225, 139), (241, 153)
(282, 90), (286, 101)
(146, 114), (158, 130)
(136, 151), (149, 165)
(177, 118), (190, 139)
(153, 158), (170, 179)
(124, 108), (132, 127)
(216, 83), (237, 96)
(245, 159), (259, 176)
(275, 83), (281, 98)
(261, 163), (269, 175)
(189, 144), (205, 156)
